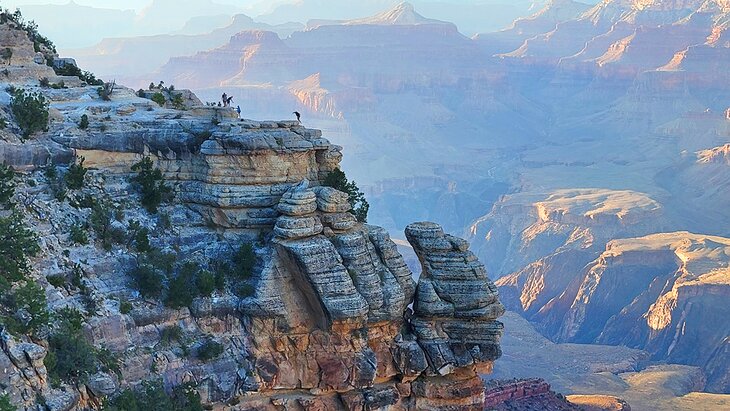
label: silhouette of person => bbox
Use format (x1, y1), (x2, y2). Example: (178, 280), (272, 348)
(221, 93), (228, 107)
(227, 96), (234, 107)
(236, 105), (241, 117)
(293, 111), (301, 123)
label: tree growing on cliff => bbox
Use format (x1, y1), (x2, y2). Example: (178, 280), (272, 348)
(64, 157), (88, 189)
(0, 210), (40, 290)
(0, 163), (15, 207)
(323, 168), (370, 222)
(130, 157), (173, 214)
(78, 114), (89, 130)
(10, 88), (48, 139)
(151, 92), (166, 107)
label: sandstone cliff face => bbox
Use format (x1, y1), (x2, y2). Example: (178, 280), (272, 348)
(0, 22), (506, 410)
(468, 189), (730, 392)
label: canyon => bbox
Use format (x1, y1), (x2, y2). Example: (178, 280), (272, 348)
(1, 0), (730, 409)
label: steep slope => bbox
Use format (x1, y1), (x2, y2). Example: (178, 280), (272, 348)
(543, 232), (730, 393)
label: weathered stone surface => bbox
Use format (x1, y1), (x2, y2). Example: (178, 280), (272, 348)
(406, 222), (505, 375)
(86, 372), (117, 397)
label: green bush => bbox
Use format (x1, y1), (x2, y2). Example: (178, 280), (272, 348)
(10, 88), (48, 138)
(232, 243), (255, 280)
(64, 157), (88, 189)
(0, 210), (39, 290)
(196, 337), (223, 362)
(2, 280), (50, 335)
(236, 283), (255, 298)
(46, 274), (66, 288)
(103, 380), (203, 411)
(0, 163), (15, 207)
(165, 265), (196, 309)
(195, 270), (216, 297)
(129, 264), (163, 299)
(119, 299), (133, 315)
(323, 168), (370, 222)
(44, 310), (99, 385)
(171, 93), (185, 110)
(79, 114), (89, 130)
(90, 200), (125, 250)
(151, 92), (166, 107)
(0, 394), (15, 411)
(127, 220), (151, 253)
(130, 157), (172, 214)
(70, 223), (88, 245)
(54, 64), (103, 86)
(160, 325), (183, 346)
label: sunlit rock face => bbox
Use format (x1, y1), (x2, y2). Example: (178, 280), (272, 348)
(557, 232), (730, 393)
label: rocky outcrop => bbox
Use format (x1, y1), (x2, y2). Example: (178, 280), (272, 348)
(237, 183), (504, 409)
(407, 222), (504, 376)
(484, 378), (589, 411)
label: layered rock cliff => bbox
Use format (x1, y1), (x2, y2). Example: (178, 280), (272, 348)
(0, 20), (507, 410)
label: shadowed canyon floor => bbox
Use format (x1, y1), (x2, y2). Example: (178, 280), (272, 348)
(491, 312), (730, 410)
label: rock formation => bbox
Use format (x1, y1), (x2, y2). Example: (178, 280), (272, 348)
(0, 18), (509, 410)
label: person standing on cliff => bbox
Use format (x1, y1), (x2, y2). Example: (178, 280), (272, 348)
(236, 105), (241, 118)
(221, 92), (228, 107)
(293, 111), (301, 123)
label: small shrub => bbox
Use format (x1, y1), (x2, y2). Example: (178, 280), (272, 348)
(78, 114), (89, 130)
(144, 248), (176, 274)
(45, 311), (97, 385)
(232, 243), (256, 280)
(323, 168), (370, 222)
(137, 89), (145, 98)
(39, 77), (50, 87)
(104, 380), (203, 411)
(91, 200), (125, 250)
(3, 280), (50, 335)
(0, 393), (15, 411)
(165, 270), (195, 309)
(64, 157), (87, 190)
(196, 270), (216, 297)
(196, 337), (223, 362)
(0, 210), (39, 290)
(68, 193), (96, 209)
(128, 220), (151, 253)
(130, 157), (173, 214)
(0, 163), (15, 207)
(70, 223), (88, 245)
(236, 283), (255, 298)
(171, 93), (185, 110)
(119, 299), (133, 314)
(151, 92), (166, 107)
(129, 264), (163, 299)
(10, 88), (48, 138)
(160, 325), (183, 346)
(0, 118), (7, 129)
(46, 274), (66, 288)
